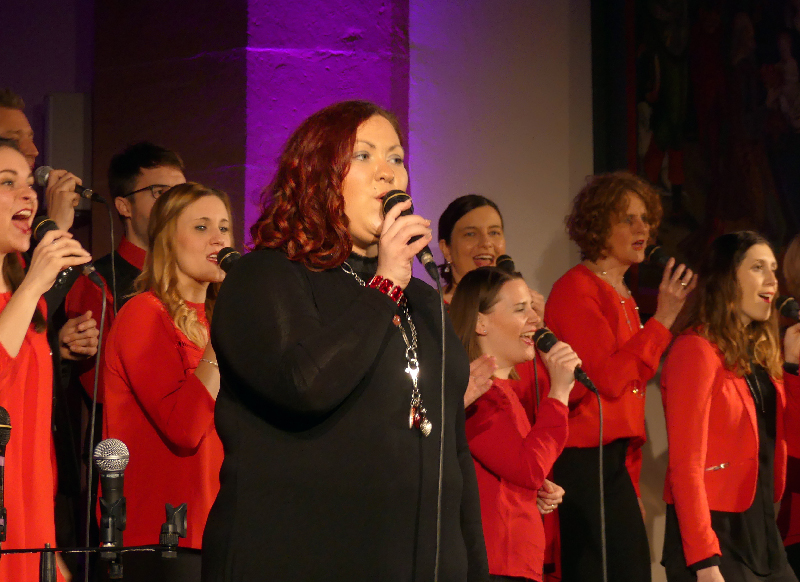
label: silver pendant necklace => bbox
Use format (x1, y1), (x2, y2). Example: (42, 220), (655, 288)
(342, 262), (432, 437)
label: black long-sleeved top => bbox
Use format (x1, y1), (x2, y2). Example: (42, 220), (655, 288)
(202, 249), (488, 582)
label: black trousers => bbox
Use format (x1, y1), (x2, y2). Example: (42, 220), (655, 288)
(553, 439), (651, 582)
(664, 548), (799, 582)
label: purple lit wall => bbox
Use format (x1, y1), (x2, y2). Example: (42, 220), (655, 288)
(245, 0), (409, 242)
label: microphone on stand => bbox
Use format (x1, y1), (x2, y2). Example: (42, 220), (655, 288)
(533, 327), (599, 394)
(216, 247), (241, 273)
(496, 254), (516, 273)
(34, 166), (106, 203)
(777, 295), (800, 320)
(94, 438), (129, 575)
(645, 244), (671, 267)
(382, 191), (439, 280)
(0, 407), (10, 556)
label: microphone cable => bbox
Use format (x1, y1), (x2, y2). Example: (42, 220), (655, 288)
(83, 201), (115, 582)
(433, 269), (445, 582)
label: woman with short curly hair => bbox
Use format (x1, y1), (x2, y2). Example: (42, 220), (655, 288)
(544, 170), (695, 582)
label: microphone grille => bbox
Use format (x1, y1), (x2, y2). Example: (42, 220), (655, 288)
(382, 190), (411, 216)
(777, 295), (800, 320)
(496, 255), (516, 273)
(0, 406), (10, 447)
(217, 247), (241, 272)
(33, 166), (52, 188)
(93, 438), (130, 472)
(533, 327), (558, 353)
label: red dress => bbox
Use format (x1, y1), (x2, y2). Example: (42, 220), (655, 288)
(466, 377), (569, 581)
(0, 293), (64, 581)
(101, 291), (223, 548)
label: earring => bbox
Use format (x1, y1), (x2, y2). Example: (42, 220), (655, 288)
(443, 262), (451, 274)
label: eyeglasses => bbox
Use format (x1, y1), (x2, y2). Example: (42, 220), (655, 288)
(123, 184), (173, 200)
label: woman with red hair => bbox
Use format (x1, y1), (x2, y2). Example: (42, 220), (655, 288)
(202, 101), (488, 581)
(545, 171), (695, 582)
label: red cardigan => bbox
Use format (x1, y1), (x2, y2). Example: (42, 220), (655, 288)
(0, 295), (64, 581)
(101, 291), (223, 548)
(545, 264), (672, 493)
(466, 377), (569, 581)
(662, 332), (800, 566)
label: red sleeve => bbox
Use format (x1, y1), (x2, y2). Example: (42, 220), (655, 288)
(545, 270), (672, 403)
(466, 387), (569, 490)
(662, 334), (721, 566)
(105, 296), (215, 450)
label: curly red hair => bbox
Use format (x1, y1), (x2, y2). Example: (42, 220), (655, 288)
(566, 171), (663, 262)
(251, 100), (403, 270)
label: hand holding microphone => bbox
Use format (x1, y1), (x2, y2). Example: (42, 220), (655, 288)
(377, 191), (436, 288)
(534, 327), (597, 396)
(645, 244), (696, 330)
(32, 216), (102, 288)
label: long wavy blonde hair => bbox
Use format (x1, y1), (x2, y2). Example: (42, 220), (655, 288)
(135, 182), (233, 346)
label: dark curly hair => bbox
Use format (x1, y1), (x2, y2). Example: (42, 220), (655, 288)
(250, 100), (402, 270)
(566, 171), (662, 262)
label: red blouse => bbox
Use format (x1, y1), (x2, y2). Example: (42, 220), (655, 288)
(101, 291), (222, 548)
(466, 377), (569, 580)
(0, 294), (64, 581)
(545, 264), (672, 493)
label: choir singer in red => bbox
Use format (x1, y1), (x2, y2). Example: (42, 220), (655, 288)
(102, 182), (230, 581)
(545, 171), (695, 582)
(661, 231), (800, 582)
(450, 266), (581, 582)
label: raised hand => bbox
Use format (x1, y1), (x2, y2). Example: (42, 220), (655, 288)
(375, 199), (432, 289)
(539, 341), (582, 405)
(652, 258), (696, 331)
(464, 354), (497, 407)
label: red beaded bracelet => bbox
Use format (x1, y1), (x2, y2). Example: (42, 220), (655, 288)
(368, 275), (405, 305)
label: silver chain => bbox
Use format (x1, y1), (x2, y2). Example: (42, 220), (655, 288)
(341, 262), (430, 436)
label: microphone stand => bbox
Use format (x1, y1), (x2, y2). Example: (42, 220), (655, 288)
(0, 501), (188, 581)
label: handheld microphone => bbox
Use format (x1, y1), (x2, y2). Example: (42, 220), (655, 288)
(0, 407), (10, 548)
(645, 244), (671, 267)
(34, 166), (106, 203)
(382, 190), (439, 280)
(216, 247), (241, 273)
(496, 254), (516, 273)
(533, 327), (599, 394)
(94, 439), (129, 552)
(777, 295), (800, 320)
(32, 216), (104, 287)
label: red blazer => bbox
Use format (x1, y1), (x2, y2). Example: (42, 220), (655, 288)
(466, 377), (569, 581)
(662, 332), (800, 566)
(545, 264), (673, 493)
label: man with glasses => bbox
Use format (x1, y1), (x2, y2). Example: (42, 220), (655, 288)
(65, 142), (185, 397)
(67, 141), (185, 319)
